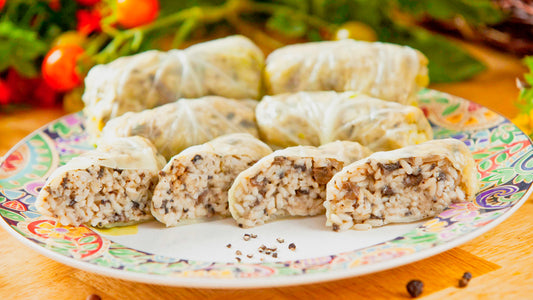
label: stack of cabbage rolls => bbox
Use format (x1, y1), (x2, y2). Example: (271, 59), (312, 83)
(36, 36), (479, 231)
(83, 35), (264, 137)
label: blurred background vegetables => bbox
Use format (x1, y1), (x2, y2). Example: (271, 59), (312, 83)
(512, 56), (533, 137)
(0, 0), (532, 136)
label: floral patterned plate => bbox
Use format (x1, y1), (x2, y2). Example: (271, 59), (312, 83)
(1, 89), (532, 288)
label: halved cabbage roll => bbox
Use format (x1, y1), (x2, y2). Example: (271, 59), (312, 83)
(256, 91), (433, 151)
(228, 141), (372, 228)
(36, 136), (166, 228)
(101, 96), (259, 160)
(83, 35), (264, 137)
(265, 40), (428, 105)
(151, 133), (272, 227)
(325, 139), (478, 231)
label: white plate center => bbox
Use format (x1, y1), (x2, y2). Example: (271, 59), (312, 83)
(98, 216), (422, 263)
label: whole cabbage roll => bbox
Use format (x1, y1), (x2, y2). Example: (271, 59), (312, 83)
(101, 96), (259, 160)
(325, 138), (478, 231)
(256, 91), (433, 151)
(83, 35), (264, 137)
(36, 136), (166, 228)
(264, 40), (428, 105)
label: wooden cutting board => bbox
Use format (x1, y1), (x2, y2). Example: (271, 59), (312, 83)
(0, 41), (530, 299)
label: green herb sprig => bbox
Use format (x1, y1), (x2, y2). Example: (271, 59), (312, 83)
(0, 0), (508, 84)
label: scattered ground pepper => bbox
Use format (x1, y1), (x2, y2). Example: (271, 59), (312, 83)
(225, 236), (296, 260)
(406, 279), (424, 298)
(288, 243), (296, 251)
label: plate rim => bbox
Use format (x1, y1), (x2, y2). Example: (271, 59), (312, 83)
(1, 184), (530, 289)
(1, 90), (532, 288)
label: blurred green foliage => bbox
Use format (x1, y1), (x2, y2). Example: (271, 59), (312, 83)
(1, 0), (508, 83)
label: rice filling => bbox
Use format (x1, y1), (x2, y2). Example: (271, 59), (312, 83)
(35, 136), (165, 228)
(40, 166), (157, 227)
(229, 141), (372, 228)
(325, 138), (478, 231)
(151, 133), (272, 226)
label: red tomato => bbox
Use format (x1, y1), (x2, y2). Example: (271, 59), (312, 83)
(48, 0), (61, 11)
(116, 0), (159, 29)
(42, 45), (85, 92)
(0, 79), (11, 105)
(0, 0), (6, 11)
(76, 9), (102, 34)
(76, 0), (101, 5)
(6, 69), (39, 104)
(33, 79), (58, 108)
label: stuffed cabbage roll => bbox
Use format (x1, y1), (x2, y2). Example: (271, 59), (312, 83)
(228, 141), (372, 228)
(152, 133), (272, 227)
(101, 96), (259, 160)
(325, 139), (478, 231)
(36, 136), (166, 228)
(256, 91), (433, 151)
(83, 35), (264, 137)
(264, 40), (428, 105)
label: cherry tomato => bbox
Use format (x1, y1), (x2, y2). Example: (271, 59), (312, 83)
(0, 79), (11, 105)
(33, 79), (58, 108)
(6, 69), (39, 104)
(76, 0), (101, 5)
(116, 0), (159, 29)
(52, 31), (87, 47)
(0, 0), (6, 11)
(76, 9), (102, 34)
(42, 45), (85, 92)
(334, 21), (377, 42)
(48, 0), (61, 11)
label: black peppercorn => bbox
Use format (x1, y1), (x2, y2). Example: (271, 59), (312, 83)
(462, 272), (472, 281)
(459, 271), (473, 287)
(406, 279), (424, 298)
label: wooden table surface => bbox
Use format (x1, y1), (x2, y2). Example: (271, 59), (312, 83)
(0, 42), (531, 300)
